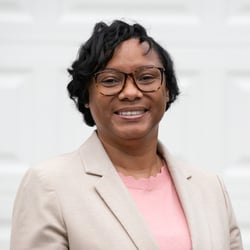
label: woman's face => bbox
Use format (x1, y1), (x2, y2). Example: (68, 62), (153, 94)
(88, 38), (169, 143)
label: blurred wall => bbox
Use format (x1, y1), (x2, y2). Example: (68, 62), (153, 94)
(0, 0), (250, 249)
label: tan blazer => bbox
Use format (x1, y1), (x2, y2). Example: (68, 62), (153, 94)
(10, 131), (243, 250)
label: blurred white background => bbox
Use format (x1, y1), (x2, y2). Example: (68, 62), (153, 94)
(0, 0), (250, 249)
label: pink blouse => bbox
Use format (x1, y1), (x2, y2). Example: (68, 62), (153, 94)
(118, 164), (192, 250)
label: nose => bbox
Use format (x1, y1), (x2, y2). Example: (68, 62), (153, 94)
(118, 75), (143, 100)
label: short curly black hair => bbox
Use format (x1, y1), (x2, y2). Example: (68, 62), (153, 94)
(67, 20), (179, 126)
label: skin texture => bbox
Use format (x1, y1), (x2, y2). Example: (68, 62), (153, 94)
(88, 38), (169, 178)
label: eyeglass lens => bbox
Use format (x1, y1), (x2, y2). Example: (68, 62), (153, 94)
(95, 66), (163, 96)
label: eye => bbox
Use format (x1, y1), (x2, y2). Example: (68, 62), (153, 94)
(137, 73), (156, 84)
(96, 73), (123, 87)
(101, 77), (119, 86)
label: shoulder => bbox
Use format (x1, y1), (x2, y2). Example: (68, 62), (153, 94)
(28, 132), (98, 179)
(20, 131), (102, 191)
(19, 149), (81, 192)
(158, 141), (222, 187)
(159, 142), (216, 174)
(34, 150), (80, 175)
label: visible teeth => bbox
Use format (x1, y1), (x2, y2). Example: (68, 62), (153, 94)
(118, 111), (144, 116)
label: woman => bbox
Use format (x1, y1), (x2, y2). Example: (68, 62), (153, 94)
(11, 20), (243, 249)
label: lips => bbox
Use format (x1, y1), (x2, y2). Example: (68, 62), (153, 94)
(114, 107), (148, 117)
(118, 110), (145, 116)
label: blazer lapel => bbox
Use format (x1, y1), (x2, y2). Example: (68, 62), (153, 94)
(95, 174), (159, 250)
(159, 144), (212, 250)
(79, 132), (160, 250)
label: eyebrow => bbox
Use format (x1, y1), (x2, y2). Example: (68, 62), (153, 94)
(102, 65), (159, 73)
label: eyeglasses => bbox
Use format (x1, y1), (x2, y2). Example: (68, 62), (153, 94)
(93, 66), (165, 96)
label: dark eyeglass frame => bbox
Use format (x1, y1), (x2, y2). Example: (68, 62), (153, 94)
(93, 65), (165, 96)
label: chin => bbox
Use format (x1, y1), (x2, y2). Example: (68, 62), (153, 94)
(116, 126), (156, 141)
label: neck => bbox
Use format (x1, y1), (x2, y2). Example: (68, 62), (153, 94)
(98, 133), (162, 179)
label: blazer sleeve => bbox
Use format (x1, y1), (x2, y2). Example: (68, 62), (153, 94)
(217, 176), (243, 250)
(10, 168), (68, 250)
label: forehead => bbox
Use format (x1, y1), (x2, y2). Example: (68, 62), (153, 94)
(106, 38), (162, 69)
(115, 38), (150, 53)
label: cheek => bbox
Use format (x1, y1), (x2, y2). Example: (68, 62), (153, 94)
(88, 87), (100, 120)
(88, 103), (105, 129)
(88, 89), (111, 124)
(88, 85), (100, 110)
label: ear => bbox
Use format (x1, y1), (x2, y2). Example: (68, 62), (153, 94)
(165, 88), (170, 101)
(164, 89), (170, 110)
(84, 103), (89, 108)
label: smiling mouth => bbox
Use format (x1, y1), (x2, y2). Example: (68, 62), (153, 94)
(114, 109), (148, 118)
(117, 110), (145, 116)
